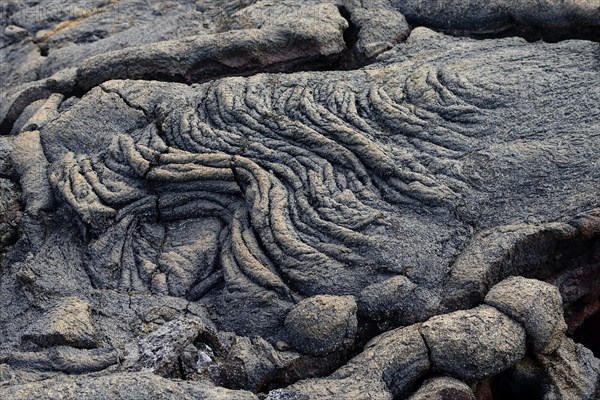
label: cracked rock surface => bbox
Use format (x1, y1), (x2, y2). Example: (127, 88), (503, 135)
(0, 0), (599, 398)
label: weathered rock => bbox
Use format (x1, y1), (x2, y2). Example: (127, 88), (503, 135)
(0, 1), (225, 91)
(0, 346), (118, 374)
(0, 363), (58, 388)
(390, 0), (600, 31)
(535, 337), (600, 400)
(0, 39), (45, 93)
(421, 305), (526, 380)
(485, 276), (567, 354)
(286, 324), (431, 399)
(0, 139), (19, 249)
(4, 25), (29, 41)
(358, 275), (440, 325)
(0, 137), (15, 177)
(284, 295), (358, 356)
(0, 178), (21, 249)
(123, 315), (213, 376)
(22, 297), (98, 349)
(0, 0), (599, 397)
(265, 389), (309, 400)
(348, 7), (410, 59)
(9, 130), (54, 217)
(75, 3), (348, 91)
(0, 372), (259, 400)
(407, 376), (476, 400)
(441, 222), (581, 311)
(200, 331), (300, 391)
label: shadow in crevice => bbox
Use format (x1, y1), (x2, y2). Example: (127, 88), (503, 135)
(571, 310), (600, 358)
(409, 21), (600, 44)
(489, 359), (548, 400)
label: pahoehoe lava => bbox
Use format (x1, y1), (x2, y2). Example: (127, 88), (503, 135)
(0, 0), (599, 399)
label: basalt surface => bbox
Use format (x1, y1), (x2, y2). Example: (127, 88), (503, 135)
(0, 0), (599, 399)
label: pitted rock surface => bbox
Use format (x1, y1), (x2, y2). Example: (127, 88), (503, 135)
(22, 297), (98, 349)
(284, 295), (358, 356)
(407, 376), (476, 400)
(421, 305), (527, 380)
(287, 324), (431, 399)
(485, 276), (567, 354)
(0, 0), (599, 398)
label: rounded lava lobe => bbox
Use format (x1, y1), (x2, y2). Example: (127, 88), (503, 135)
(485, 276), (567, 354)
(408, 376), (476, 400)
(284, 295), (358, 356)
(420, 305), (526, 380)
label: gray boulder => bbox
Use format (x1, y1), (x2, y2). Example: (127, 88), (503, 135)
(536, 337), (600, 400)
(123, 315), (213, 376)
(358, 275), (440, 325)
(421, 305), (526, 380)
(485, 276), (567, 354)
(198, 332), (300, 391)
(284, 295), (358, 356)
(0, 346), (118, 375)
(75, 3), (348, 91)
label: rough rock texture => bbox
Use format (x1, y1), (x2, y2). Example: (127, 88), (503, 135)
(287, 324), (431, 399)
(358, 275), (440, 326)
(1, 0), (600, 398)
(22, 297), (98, 349)
(122, 315), (213, 376)
(0, 372), (259, 400)
(536, 337), (600, 400)
(421, 305), (527, 380)
(284, 295), (357, 355)
(407, 376), (476, 400)
(485, 276), (567, 354)
(0, 177), (21, 250)
(390, 0), (600, 32)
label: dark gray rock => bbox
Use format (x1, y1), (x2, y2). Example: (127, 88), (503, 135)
(0, 0), (599, 398)
(201, 332), (300, 391)
(0, 178), (21, 250)
(0, 137), (15, 177)
(22, 297), (98, 349)
(75, 3), (348, 91)
(0, 68), (77, 134)
(0, 39), (45, 91)
(123, 315), (214, 376)
(390, 0), (600, 31)
(485, 276), (567, 354)
(358, 275), (440, 325)
(0, 372), (259, 400)
(421, 305), (527, 380)
(348, 7), (410, 59)
(284, 295), (357, 356)
(22, 30), (599, 343)
(265, 389), (310, 400)
(407, 376), (475, 400)
(286, 324), (430, 399)
(10, 131), (53, 217)
(0, 347), (118, 374)
(233, 0), (410, 61)
(535, 337), (600, 400)
(0, 0), (227, 90)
